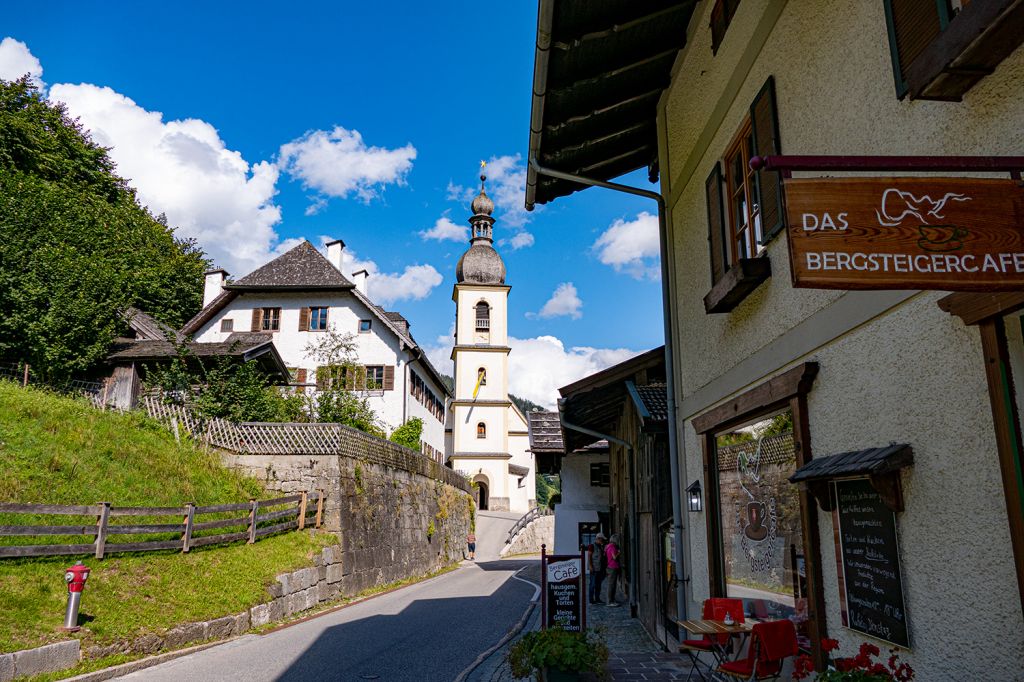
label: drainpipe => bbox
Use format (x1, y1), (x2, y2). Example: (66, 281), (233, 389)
(558, 399), (639, 617)
(535, 159), (688, 624)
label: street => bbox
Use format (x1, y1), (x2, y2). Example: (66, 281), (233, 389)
(111, 512), (536, 682)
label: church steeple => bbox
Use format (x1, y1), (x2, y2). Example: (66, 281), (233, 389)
(469, 162), (495, 243)
(456, 161), (506, 285)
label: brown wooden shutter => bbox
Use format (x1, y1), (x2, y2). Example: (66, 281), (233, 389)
(296, 368), (307, 393)
(251, 308), (263, 332)
(383, 365), (395, 391)
(883, 0), (943, 98)
(750, 76), (785, 243)
(705, 162), (729, 285)
(298, 307), (310, 331)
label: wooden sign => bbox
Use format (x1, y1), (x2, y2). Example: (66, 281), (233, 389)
(541, 549), (586, 632)
(835, 479), (910, 648)
(785, 177), (1024, 291)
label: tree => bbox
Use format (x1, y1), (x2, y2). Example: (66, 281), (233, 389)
(389, 418), (423, 450)
(0, 77), (206, 381)
(304, 330), (385, 437)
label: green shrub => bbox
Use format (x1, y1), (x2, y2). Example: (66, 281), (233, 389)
(389, 417), (423, 450)
(508, 628), (609, 679)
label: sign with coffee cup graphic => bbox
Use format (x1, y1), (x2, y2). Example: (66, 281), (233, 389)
(784, 178), (1024, 291)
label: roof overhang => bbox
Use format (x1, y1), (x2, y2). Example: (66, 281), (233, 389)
(790, 444), (915, 513)
(526, 0), (696, 209)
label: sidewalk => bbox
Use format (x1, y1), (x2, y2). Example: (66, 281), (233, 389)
(468, 587), (695, 681)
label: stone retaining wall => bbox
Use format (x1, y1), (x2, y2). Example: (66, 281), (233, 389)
(0, 641), (80, 682)
(501, 515), (554, 557)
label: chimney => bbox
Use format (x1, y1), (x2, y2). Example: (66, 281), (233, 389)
(352, 269), (369, 296)
(325, 238), (345, 272)
(203, 269), (229, 307)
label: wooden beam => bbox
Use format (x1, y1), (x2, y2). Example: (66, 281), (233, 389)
(938, 291), (1024, 326)
(978, 318), (1024, 615)
(692, 362), (819, 434)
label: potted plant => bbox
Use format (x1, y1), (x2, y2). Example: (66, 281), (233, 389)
(793, 639), (915, 681)
(507, 627), (609, 681)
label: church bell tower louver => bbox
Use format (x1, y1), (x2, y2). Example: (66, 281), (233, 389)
(449, 163), (534, 513)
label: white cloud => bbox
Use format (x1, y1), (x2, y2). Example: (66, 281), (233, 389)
(501, 231), (535, 250)
(0, 37), (43, 88)
(528, 282), (582, 320)
(48, 82), (283, 274)
(426, 334), (640, 409)
(420, 215), (468, 242)
(323, 238), (443, 307)
(592, 211), (661, 280)
(278, 126), (415, 209)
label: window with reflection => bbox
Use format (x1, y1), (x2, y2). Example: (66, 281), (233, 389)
(713, 408), (810, 650)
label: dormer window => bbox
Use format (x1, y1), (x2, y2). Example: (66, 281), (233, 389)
(475, 302), (490, 331)
(477, 422), (487, 439)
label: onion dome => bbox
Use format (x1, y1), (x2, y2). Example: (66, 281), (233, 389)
(456, 164), (506, 284)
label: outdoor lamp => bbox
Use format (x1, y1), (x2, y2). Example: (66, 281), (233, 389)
(686, 480), (702, 513)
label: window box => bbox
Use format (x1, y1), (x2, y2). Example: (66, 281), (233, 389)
(703, 256), (771, 314)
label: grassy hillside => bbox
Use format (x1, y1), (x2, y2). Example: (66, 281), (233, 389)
(0, 381), (333, 654)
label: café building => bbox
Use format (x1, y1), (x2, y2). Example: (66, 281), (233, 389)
(524, 0), (1024, 678)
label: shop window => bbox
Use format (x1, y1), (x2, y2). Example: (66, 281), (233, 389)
(693, 362), (827, 666)
(590, 462), (609, 487)
(477, 422), (486, 439)
(220, 318), (234, 333)
(883, 0), (1022, 101)
(704, 76), (781, 314)
(710, 0), (741, 55)
(251, 307), (281, 332)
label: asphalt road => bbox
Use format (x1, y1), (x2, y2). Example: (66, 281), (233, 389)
(112, 511), (535, 682)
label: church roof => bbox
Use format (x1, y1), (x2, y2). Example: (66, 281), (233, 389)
(456, 243), (506, 285)
(228, 241), (355, 290)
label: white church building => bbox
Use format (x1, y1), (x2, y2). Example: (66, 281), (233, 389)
(446, 170), (536, 513)
(181, 239), (451, 459)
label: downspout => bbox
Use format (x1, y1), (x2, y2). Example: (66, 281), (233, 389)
(558, 399), (639, 617)
(535, 159), (688, 623)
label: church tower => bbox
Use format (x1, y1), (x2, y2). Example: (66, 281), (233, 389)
(449, 165), (534, 513)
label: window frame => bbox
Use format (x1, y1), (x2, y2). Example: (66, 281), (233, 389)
(309, 306), (329, 331)
(261, 307), (281, 332)
(477, 422), (487, 439)
(358, 319), (372, 334)
(365, 365), (385, 390)
(710, 0), (742, 55)
(590, 462), (610, 488)
(475, 301), (491, 331)
(723, 118), (764, 263)
(220, 318), (234, 333)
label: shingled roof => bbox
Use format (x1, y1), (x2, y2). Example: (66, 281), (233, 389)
(627, 382), (667, 426)
(106, 337), (289, 383)
(123, 307), (184, 343)
(228, 241), (354, 290)
(527, 410), (565, 453)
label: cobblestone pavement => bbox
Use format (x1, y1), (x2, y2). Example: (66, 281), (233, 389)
(466, 571), (696, 682)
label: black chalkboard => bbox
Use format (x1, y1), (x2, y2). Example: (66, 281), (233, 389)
(543, 554), (585, 632)
(835, 479), (910, 648)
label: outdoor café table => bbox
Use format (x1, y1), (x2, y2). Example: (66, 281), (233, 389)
(678, 619), (754, 666)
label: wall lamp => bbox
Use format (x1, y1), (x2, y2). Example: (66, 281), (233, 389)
(686, 480), (702, 513)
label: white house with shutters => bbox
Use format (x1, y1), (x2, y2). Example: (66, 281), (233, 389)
(446, 171), (536, 513)
(181, 240), (450, 459)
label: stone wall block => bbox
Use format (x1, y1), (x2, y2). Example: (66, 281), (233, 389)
(205, 615), (236, 640)
(10, 641), (80, 678)
(0, 653), (13, 682)
(233, 610), (250, 636)
(317, 565), (327, 582)
(130, 633), (162, 655)
(250, 603), (272, 628)
(318, 580), (340, 603)
(163, 622), (205, 649)
(326, 563), (343, 583)
(275, 573), (291, 595)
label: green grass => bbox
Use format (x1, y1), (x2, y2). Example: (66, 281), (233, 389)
(0, 381), (335, 653)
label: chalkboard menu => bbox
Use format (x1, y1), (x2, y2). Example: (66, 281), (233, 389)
(543, 554), (585, 632)
(835, 479), (910, 648)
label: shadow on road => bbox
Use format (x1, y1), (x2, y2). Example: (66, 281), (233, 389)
(272, 567), (534, 682)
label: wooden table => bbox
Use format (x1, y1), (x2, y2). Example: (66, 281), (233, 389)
(678, 619), (753, 636)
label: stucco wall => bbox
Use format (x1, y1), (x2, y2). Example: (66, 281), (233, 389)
(554, 452), (610, 555)
(661, 0), (1024, 677)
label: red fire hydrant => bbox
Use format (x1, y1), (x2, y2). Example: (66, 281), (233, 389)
(62, 562), (90, 632)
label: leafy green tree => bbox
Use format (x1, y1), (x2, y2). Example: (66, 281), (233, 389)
(304, 330), (385, 437)
(536, 474), (560, 509)
(0, 77), (206, 381)
(389, 418), (423, 450)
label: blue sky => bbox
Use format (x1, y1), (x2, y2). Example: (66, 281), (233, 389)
(1, 2), (664, 406)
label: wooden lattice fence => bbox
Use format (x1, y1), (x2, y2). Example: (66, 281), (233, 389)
(143, 397), (471, 494)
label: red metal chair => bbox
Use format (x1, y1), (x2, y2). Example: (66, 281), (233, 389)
(714, 619), (798, 681)
(681, 598), (745, 681)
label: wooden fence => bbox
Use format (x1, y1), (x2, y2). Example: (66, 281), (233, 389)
(144, 397), (472, 494)
(0, 491), (323, 559)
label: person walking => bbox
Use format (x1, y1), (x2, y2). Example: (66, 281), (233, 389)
(467, 531), (476, 560)
(605, 533), (622, 606)
(588, 533), (607, 604)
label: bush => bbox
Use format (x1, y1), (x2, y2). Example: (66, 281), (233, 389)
(508, 628), (609, 680)
(389, 418), (423, 450)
